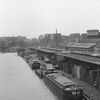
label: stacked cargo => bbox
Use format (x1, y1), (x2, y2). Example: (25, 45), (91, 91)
(97, 70), (100, 90)
(67, 63), (72, 74)
(76, 66), (81, 79)
(72, 65), (81, 79)
(96, 69), (100, 90)
(62, 63), (72, 74)
(73, 65), (77, 77)
(89, 70), (96, 86)
(80, 67), (87, 81)
(63, 63), (66, 73)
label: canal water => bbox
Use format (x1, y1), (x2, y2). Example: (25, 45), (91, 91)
(0, 53), (59, 100)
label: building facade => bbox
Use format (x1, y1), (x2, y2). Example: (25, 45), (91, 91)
(66, 42), (96, 55)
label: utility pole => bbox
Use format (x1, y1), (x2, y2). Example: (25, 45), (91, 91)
(55, 29), (57, 48)
(56, 29), (57, 34)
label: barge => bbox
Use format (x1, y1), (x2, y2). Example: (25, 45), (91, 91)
(28, 59), (40, 70)
(35, 64), (57, 79)
(35, 69), (43, 78)
(43, 72), (83, 100)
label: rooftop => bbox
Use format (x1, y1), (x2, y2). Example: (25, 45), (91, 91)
(66, 42), (96, 48)
(87, 30), (99, 32)
(58, 52), (100, 66)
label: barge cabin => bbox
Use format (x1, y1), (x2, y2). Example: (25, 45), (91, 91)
(43, 73), (83, 100)
(31, 59), (40, 70)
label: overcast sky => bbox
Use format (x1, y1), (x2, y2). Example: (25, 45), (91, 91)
(0, 0), (100, 38)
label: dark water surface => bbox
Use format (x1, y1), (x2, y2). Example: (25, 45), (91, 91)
(0, 53), (59, 100)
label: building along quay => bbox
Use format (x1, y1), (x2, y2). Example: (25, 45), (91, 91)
(27, 47), (100, 100)
(0, 53), (59, 100)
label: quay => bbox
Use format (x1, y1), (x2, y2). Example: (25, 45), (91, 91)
(22, 47), (100, 100)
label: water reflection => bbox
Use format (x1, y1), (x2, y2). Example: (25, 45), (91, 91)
(0, 53), (59, 100)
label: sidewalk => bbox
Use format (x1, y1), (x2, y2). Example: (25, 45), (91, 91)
(58, 70), (100, 100)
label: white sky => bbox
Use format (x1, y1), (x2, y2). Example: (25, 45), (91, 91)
(0, 0), (100, 38)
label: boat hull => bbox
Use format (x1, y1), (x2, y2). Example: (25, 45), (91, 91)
(43, 73), (83, 100)
(35, 70), (43, 79)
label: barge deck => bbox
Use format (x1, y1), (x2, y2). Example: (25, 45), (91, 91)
(43, 73), (83, 100)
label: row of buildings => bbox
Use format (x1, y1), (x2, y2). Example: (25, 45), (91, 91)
(0, 36), (39, 52)
(66, 30), (100, 55)
(39, 29), (100, 55)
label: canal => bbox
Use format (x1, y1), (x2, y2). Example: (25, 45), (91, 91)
(0, 53), (59, 100)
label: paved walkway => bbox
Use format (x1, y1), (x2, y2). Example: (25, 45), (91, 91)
(58, 70), (100, 100)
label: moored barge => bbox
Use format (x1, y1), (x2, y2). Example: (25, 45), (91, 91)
(28, 59), (40, 70)
(43, 73), (83, 100)
(35, 69), (43, 78)
(35, 64), (57, 79)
